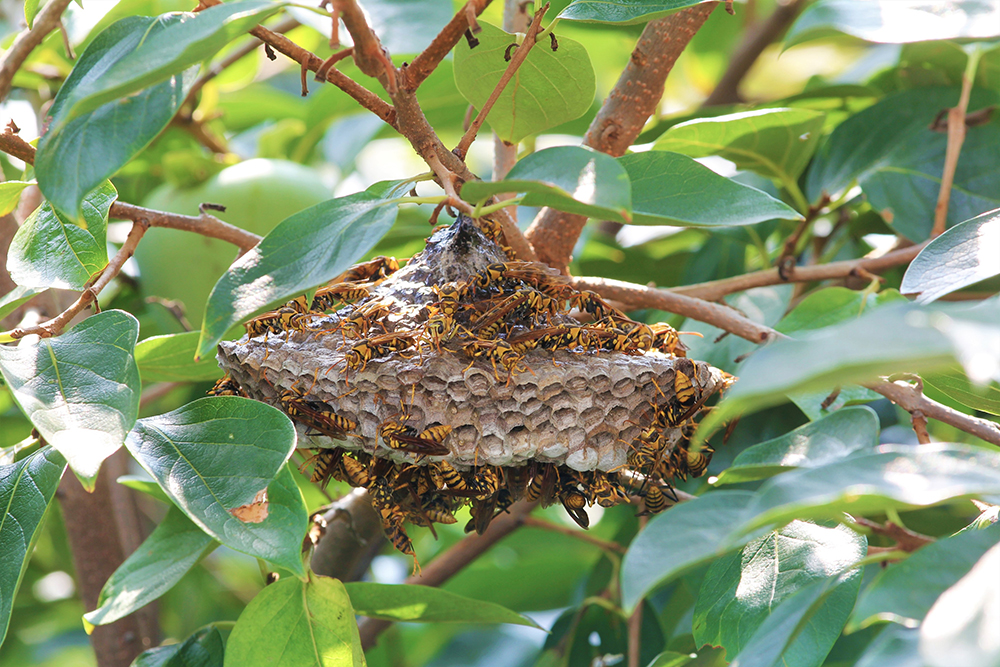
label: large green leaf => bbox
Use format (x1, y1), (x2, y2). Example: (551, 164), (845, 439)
(0, 447), (66, 646)
(344, 582), (540, 627)
(0, 311), (140, 489)
(132, 626), (225, 667)
(197, 180), (409, 359)
(806, 87), (1000, 240)
(619, 151), (802, 227)
(135, 332), (224, 383)
(125, 396), (306, 575)
(558, 0), (713, 24)
(740, 444), (1000, 535)
(786, 0), (1000, 47)
(919, 541), (1000, 667)
(460, 146), (631, 222)
(850, 521), (1000, 631)
(924, 367), (1000, 416)
(453, 22), (596, 143)
(0, 286), (44, 322)
(36, 15), (196, 221)
(0, 181), (32, 217)
(224, 575), (365, 667)
(653, 108), (826, 196)
(48, 1), (284, 135)
(727, 573), (863, 667)
(85, 505), (217, 627)
(854, 625), (923, 667)
(7, 181), (116, 290)
(697, 300), (999, 433)
(620, 490), (759, 612)
(694, 521), (866, 667)
(716, 406), (879, 484)
(901, 209), (1000, 303)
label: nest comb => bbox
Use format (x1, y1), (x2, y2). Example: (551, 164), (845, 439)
(217, 216), (731, 473)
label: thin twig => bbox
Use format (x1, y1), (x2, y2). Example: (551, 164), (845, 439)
(932, 52), (978, 237)
(673, 241), (925, 302)
(0, 0), (74, 102)
(776, 193), (831, 279)
(703, 0), (807, 106)
(522, 515), (626, 554)
(524, 2), (719, 272)
(571, 275), (781, 344)
(334, 0), (397, 93)
(627, 515), (648, 667)
(405, 0), (493, 92)
(868, 379), (1000, 448)
(491, 0), (529, 208)
(853, 516), (935, 553)
(357, 500), (537, 649)
(453, 3), (549, 159)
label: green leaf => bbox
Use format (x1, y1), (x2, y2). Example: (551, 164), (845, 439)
(48, 1), (285, 135)
(0, 181), (32, 216)
(116, 475), (172, 504)
(85, 505), (217, 627)
(0, 447), (66, 646)
(620, 490), (759, 612)
(125, 396), (306, 575)
(776, 287), (906, 334)
(7, 181), (116, 290)
(786, 0), (1000, 47)
(697, 301), (996, 433)
(645, 652), (694, 667)
(924, 367), (1000, 416)
(37, 15), (197, 221)
(344, 582), (540, 628)
(619, 151), (802, 227)
(694, 521), (866, 666)
(460, 146), (631, 222)
(789, 385), (883, 422)
(0, 286), (44, 322)
(854, 625), (922, 667)
(850, 521), (1000, 631)
(919, 541), (1000, 667)
(224, 575), (366, 667)
(653, 108), (826, 191)
(806, 87), (1000, 240)
(727, 572), (863, 667)
(558, 0), (713, 24)
(901, 208), (1000, 304)
(715, 406), (879, 484)
(0, 310), (140, 489)
(740, 444), (1000, 535)
(136, 332), (224, 383)
(197, 180), (409, 360)
(453, 22), (596, 143)
(132, 626), (225, 667)
(24, 0), (40, 29)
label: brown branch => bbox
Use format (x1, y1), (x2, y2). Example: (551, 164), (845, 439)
(0, 125), (39, 164)
(491, 0), (530, 210)
(357, 500), (537, 649)
(932, 57), (976, 237)
(703, 0), (807, 107)
(334, 0), (397, 93)
(453, 3), (549, 159)
(521, 515), (626, 554)
(0, 0), (74, 102)
(776, 193), (831, 279)
(868, 379), (1000, 448)
(405, 0), (493, 92)
(524, 2), (719, 272)
(571, 275), (781, 344)
(673, 241), (925, 302)
(493, 207), (537, 261)
(184, 18), (299, 108)
(853, 516), (935, 553)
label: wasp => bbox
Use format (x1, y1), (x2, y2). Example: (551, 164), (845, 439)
(462, 339), (527, 381)
(341, 453), (372, 487)
(344, 331), (417, 374)
(312, 282), (372, 312)
(535, 326), (594, 352)
(642, 484), (668, 515)
(431, 283), (465, 318)
(337, 256), (400, 284)
(277, 387), (360, 440)
(378, 419), (452, 457)
(524, 464), (558, 504)
(650, 322), (692, 357)
(245, 306), (298, 337)
(208, 375), (245, 397)
(559, 484), (590, 529)
(370, 477), (419, 570)
(470, 289), (533, 339)
(420, 494), (458, 525)
(422, 313), (460, 352)
(304, 448), (344, 486)
(569, 291), (625, 321)
(464, 466), (500, 499)
(430, 460), (467, 490)
(338, 299), (392, 340)
(587, 471), (627, 508)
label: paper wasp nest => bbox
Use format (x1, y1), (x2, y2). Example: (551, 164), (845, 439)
(217, 217), (729, 473)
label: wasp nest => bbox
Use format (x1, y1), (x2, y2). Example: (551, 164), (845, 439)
(216, 215), (733, 560)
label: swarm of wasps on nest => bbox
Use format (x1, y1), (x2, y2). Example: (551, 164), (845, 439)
(213, 214), (734, 570)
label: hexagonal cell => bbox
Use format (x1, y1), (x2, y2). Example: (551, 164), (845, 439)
(524, 405), (552, 431)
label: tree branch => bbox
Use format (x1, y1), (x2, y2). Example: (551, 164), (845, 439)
(0, 0), (74, 102)
(405, 0), (493, 92)
(571, 275), (781, 344)
(491, 0), (530, 212)
(931, 51), (977, 237)
(334, 0), (397, 92)
(852, 516), (935, 553)
(869, 379), (1000, 448)
(522, 515), (626, 554)
(672, 240), (925, 302)
(702, 0), (807, 107)
(357, 500), (537, 649)
(524, 2), (719, 272)
(311, 488), (386, 582)
(453, 3), (549, 159)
